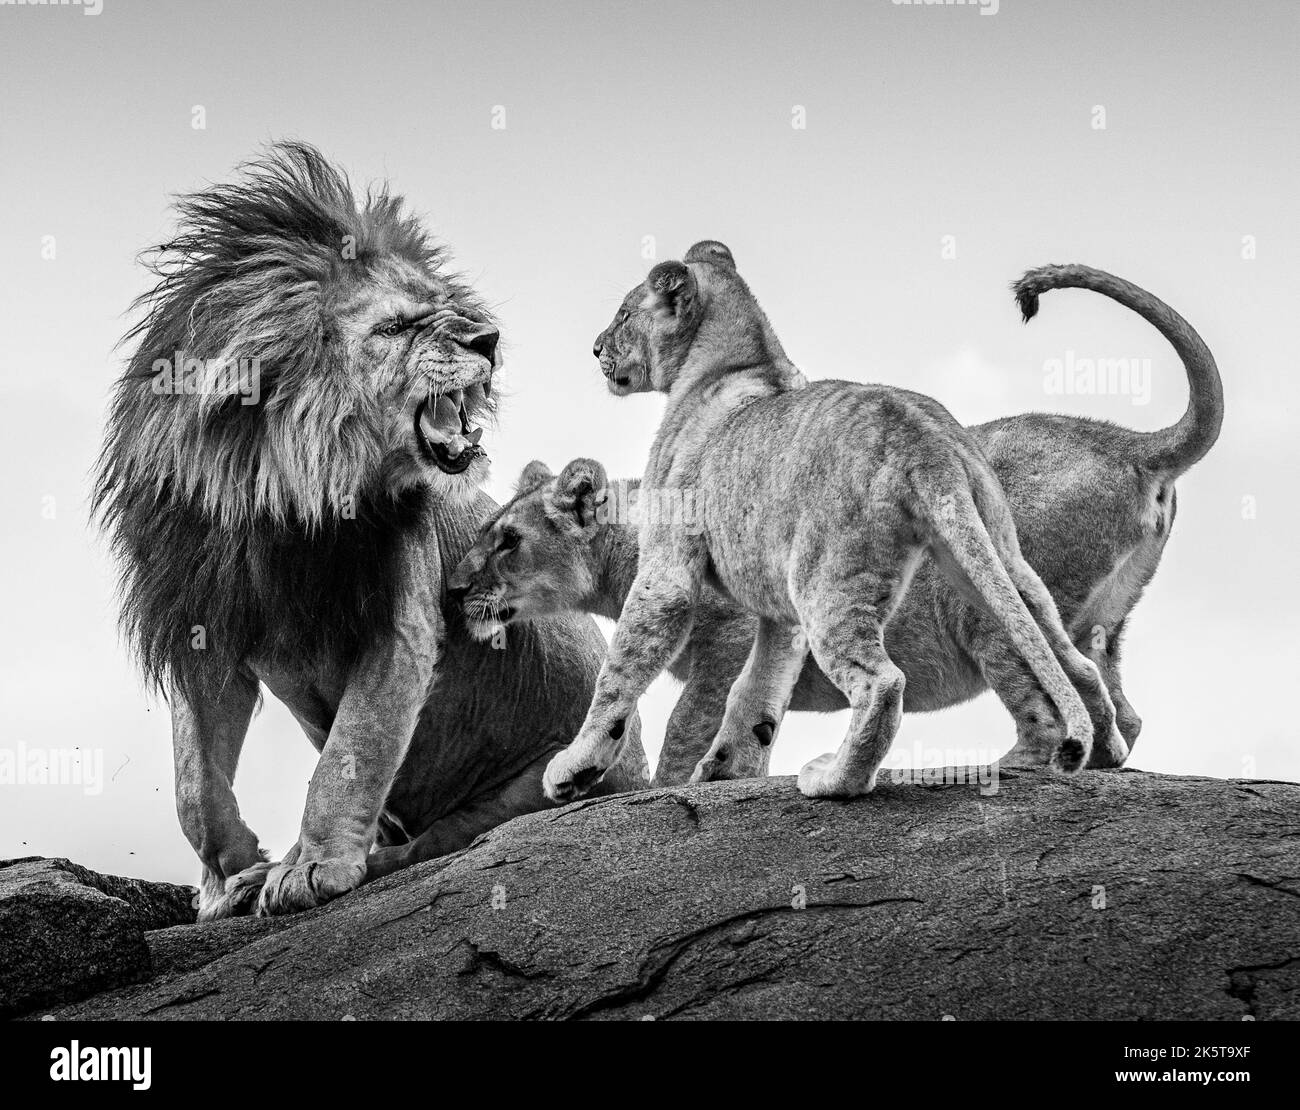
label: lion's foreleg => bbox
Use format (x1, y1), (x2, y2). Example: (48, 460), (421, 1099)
(171, 676), (265, 920)
(692, 619), (805, 783)
(258, 627), (439, 915)
(543, 557), (699, 803)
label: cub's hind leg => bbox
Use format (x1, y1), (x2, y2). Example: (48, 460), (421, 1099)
(964, 614), (1069, 769)
(692, 618), (807, 783)
(795, 558), (917, 799)
(1002, 556), (1127, 768)
(1081, 617), (1142, 761)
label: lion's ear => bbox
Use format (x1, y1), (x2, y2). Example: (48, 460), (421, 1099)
(644, 261), (697, 319)
(684, 240), (736, 269)
(517, 460), (554, 494)
(552, 458), (609, 529)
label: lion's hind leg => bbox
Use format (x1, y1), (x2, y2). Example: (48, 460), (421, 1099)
(1001, 555), (1128, 768)
(1088, 617), (1142, 757)
(965, 614), (1070, 770)
(924, 480), (1094, 772)
(794, 554), (915, 799)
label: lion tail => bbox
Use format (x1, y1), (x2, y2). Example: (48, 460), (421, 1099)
(1012, 263), (1223, 478)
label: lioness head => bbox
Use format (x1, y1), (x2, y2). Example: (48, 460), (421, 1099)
(449, 458), (627, 641)
(593, 240), (796, 395)
(100, 142), (499, 534)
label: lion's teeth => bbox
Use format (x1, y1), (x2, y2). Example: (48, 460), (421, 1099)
(467, 427), (483, 446)
(444, 433), (477, 458)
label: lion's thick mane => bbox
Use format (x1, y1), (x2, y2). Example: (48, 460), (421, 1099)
(93, 143), (490, 703)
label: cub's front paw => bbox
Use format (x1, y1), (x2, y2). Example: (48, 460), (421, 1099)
(797, 752), (875, 799)
(543, 745), (608, 804)
(256, 854), (365, 916)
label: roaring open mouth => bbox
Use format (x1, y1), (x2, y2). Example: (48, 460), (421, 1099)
(415, 391), (485, 474)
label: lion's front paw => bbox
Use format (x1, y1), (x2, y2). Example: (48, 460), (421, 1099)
(542, 745), (608, 804)
(797, 752), (875, 799)
(690, 738), (767, 783)
(256, 855), (365, 916)
(1085, 727), (1130, 770)
(197, 860), (274, 921)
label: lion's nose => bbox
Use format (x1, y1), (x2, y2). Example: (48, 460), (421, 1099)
(593, 338), (604, 359)
(464, 326), (499, 364)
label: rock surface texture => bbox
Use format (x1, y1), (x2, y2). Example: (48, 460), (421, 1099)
(0, 856), (196, 1019)
(8, 769), (1299, 1020)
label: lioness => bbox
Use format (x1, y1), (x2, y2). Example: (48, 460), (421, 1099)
(93, 143), (647, 918)
(449, 258), (1221, 786)
(537, 242), (1126, 803)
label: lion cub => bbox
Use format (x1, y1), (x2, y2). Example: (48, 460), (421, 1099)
(541, 242), (1122, 802)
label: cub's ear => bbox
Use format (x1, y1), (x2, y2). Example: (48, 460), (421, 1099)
(552, 457), (609, 529)
(684, 240), (736, 269)
(516, 460), (554, 495)
(644, 260), (697, 318)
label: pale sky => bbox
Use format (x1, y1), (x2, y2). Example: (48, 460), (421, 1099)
(0, 0), (1295, 884)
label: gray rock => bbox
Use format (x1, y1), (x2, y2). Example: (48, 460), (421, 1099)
(0, 857), (196, 1019)
(30, 768), (1300, 1020)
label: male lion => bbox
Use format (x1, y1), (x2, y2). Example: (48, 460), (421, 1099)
(93, 143), (647, 918)
(539, 242), (1126, 803)
(448, 256), (1221, 786)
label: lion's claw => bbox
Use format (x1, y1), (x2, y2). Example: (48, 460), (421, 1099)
(197, 860), (274, 921)
(256, 856), (365, 916)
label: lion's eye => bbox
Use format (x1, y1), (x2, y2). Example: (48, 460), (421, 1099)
(617, 310), (630, 325)
(377, 319), (407, 338)
(498, 527), (520, 553)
